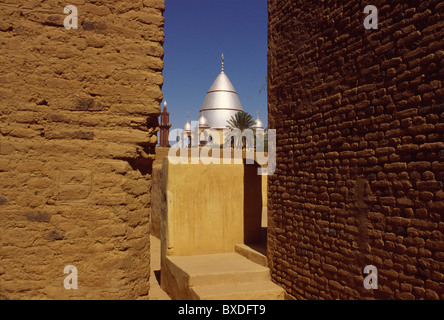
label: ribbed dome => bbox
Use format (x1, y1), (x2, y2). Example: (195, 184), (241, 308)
(199, 57), (243, 130)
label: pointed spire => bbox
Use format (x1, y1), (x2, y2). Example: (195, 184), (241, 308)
(187, 112), (189, 122)
(256, 110), (260, 119)
(221, 53), (224, 73)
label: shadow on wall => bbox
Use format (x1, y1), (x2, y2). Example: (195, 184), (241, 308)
(243, 159), (263, 244)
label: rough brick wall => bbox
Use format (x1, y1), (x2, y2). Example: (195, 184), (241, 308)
(0, 0), (164, 299)
(268, 0), (443, 299)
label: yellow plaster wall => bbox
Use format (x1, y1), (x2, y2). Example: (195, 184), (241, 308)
(161, 157), (246, 256)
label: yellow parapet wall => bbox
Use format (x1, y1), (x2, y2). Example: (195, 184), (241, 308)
(151, 147), (268, 242)
(159, 156), (265, 299)
(160, 156), (263, 258)
(152, 148), (268, 221)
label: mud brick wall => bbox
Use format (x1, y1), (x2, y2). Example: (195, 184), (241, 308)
(0, 0), (164, 299)
(268, 0), (443, 299)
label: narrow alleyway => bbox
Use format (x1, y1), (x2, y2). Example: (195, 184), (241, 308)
(149, 235), (171, 300)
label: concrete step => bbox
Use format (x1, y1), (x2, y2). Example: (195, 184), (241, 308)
(167, 252), (270, 287)
(163, 252), (285, 300)
(235, 243), (267, 267)
(191, 280), (285, 300)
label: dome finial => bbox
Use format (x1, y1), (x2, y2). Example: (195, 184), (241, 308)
(257, 110), (259, 119)
(187, 112), (189, 122)
(221, 53), (224, 72)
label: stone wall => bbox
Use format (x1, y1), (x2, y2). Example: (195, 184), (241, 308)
(268, 0), (443, 299)
(0, 0), (164, 299)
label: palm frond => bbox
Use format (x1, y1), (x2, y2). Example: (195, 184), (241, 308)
(226, 111), (255, 131)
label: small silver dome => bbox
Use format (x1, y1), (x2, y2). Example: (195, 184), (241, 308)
(183, 113), (191, 133)
(253, 119), (264, 129)
(253, 111), (264, 129)
(198, 115), (210, 128)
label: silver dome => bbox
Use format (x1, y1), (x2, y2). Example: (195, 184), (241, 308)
(198, 114), (210, 128)
(199, 59), (243, 130)
(253, 119), (264, 129)
(253, 111), (264, 129)
(183, 113), (191, 133)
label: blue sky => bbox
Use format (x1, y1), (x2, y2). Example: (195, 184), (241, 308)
(160, 0), (268, 141)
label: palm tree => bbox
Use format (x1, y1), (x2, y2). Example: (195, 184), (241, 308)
(226, 111), (255, 131)
(225, 111), (255, 148)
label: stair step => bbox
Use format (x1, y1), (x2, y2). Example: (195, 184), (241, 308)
(235, 243), (267, 267)
(167, 252), (270, 287)
(191, 281), (285, 300)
